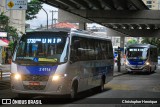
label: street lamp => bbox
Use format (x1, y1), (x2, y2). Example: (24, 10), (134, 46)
(42, 8), (48, 29)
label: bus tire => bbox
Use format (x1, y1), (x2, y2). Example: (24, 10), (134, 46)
(98, 76), (105, 92)
(153, 65), (156, 72)
(70, 81), (78, 99)
(149, 67), (152, 73)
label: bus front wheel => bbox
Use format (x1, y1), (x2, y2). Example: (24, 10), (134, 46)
(70, 81), (78, 99)
(148, 67), (152, 73)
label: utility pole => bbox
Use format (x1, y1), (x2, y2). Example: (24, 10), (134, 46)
(53, 18), (57, 24)
(117, 46), (121, 72)
(42, 8), (48, 29)
(50, 10), (58, 29)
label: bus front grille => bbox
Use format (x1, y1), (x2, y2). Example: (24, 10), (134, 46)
(22, 75), (49, 81)
(24, 85), (46, 90)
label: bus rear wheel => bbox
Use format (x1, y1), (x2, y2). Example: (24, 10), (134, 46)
(97, 77), (105, 92)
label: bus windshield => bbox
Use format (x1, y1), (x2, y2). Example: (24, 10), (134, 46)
(13, 32), (69, 65)
(127, 47), (148, 60)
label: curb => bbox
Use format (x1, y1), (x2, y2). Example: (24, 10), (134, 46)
(113, 72), (128, 77)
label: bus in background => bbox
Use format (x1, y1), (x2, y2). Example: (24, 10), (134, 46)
(125, 44), (158, 73)
(113, 46), (118, 62)
(11, 28), (114, 98)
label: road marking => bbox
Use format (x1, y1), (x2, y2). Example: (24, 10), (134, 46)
(105, 84), (131, 90)
(152, 85), (160, 92)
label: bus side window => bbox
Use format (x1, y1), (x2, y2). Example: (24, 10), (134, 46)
(150, 48), (157, 62)
(70, 36), (80, 62)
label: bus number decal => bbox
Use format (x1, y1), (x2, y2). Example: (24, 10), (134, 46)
(39, 68), (51, 72)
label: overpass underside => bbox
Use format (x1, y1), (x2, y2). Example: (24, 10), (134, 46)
(39, 0), (160, 38)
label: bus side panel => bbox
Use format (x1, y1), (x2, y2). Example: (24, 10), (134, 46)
(66, 59), (114, 92)
(66, 61), (88, 92)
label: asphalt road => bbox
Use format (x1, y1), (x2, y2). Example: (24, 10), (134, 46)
(0, 66), (160, 107)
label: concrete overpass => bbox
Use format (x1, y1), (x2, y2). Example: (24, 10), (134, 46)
(39, 0), (160, 48)
(40, 0), (149, 31)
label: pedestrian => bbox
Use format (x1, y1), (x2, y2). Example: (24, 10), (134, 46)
(5, 52), (8, 64)
(2, 50), (6, 64)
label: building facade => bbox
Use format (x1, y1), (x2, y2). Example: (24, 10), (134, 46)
(143, 0), (160, 10)
(0, 0), (26, 64)
(0, 0), (26, 33)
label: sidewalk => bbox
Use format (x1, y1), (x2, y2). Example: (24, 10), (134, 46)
(0, 64), (11, 81)
(0, 64), (11, 72)
(113, 64), (127, 77)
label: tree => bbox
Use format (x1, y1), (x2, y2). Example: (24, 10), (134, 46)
(126, 38), (138, 46)
(141, 38), (160, 46)
(0, 13), (18, 39)
(0, 12), (9, 30)
(141, 37), (160, 55)
(0, 12), (18, 54)
(6, 26), (18, 40)
(26, 0), (43, 20)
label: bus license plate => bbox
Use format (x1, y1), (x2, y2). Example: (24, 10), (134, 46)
(29, 82), (40, 86)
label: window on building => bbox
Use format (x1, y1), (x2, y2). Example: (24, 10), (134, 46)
(147, 1), (152, 4)
(147, 5), (152, 8)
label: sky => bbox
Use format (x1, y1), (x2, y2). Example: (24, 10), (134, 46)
(26, 3), (103, 29)
(26, 4), (58, 29)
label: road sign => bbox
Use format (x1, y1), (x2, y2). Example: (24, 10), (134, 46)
(0, 32), (7, 37)
(6, 0), (27, 10)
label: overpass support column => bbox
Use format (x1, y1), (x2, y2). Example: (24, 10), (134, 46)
(79, 22), (86, 30)
(120, 36), (125, 49)
(120, 36), (125, 63)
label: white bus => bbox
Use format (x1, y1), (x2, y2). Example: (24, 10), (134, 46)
(125, 44), (158, 73)
(11, 28), (114, 98)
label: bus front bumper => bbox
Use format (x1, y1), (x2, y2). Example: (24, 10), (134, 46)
(11, 76), (71, 95)
(125, 65), (150, 72)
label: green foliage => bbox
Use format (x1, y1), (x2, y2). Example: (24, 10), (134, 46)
(126, 38), (138, 45)
(0, 12), (18, 52)
(141, 38), (160, 45)
(8, 41), (14, 53)
(0, 12), (9, 28)
(7, 26), (18, 39)
(142, 37), (160, 55)
(26, 0), (43, 20)
(0, 13), (18, 39)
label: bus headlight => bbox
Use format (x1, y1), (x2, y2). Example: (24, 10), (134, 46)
(14, 73), (21, 80)
(146, 62), (150, 65)
(125, 60), (129, 65)
(52, 75), (60, 81)
(52, 74), (67, 81)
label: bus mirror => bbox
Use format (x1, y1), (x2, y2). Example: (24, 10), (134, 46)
(70, 45), (73, 50)
(73, 40), (80, 48)
(70, 56), (78, 63)
(70, 49), (78, 63)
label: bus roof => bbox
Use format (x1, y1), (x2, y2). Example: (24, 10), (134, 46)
(127, 44), (157, 48)
(25, 28), (110, 41)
